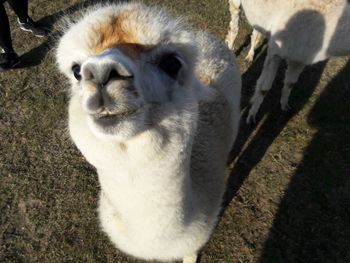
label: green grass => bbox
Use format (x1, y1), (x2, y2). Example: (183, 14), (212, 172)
(1, 0), (350, 262)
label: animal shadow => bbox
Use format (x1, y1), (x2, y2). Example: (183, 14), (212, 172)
(258, 59), (350, 263)
(223, 9), (329, 208)
(223, 56), (327, 211)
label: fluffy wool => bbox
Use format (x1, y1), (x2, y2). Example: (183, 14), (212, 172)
(56, 3), (241, 262)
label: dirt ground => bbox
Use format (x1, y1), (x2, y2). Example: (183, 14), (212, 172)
(1, 0), (349, 262)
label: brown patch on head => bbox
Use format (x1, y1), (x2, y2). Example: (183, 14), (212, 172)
(91, 12), (146, 57)
(117, 43), (153, 59)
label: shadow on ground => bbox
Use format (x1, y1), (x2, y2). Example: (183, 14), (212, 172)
(223, 52), (327, 208)
(221, 6), (350, 262)
(258, 61), (350, 263)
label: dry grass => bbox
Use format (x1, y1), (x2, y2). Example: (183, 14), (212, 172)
(1, 0), (349, 262)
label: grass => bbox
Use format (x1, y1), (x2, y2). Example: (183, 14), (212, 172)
(1, 0), (349, 262)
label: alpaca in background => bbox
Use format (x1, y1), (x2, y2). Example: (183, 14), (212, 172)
(226, 0), (350, 123)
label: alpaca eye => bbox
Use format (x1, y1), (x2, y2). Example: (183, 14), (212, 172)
(158, 54), (182, 79)
(72, 64), (81, 81)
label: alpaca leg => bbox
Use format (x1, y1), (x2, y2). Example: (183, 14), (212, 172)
(280, 61), (305, 111)
(245, 29), (263, 63)
(225, 0), (241, 50)
(183, 254), (198, 263)
(247, 52), (281, 123)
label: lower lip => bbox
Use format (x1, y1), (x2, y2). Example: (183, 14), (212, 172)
(91, 110), (137, 125)
(92, 114), (120, 126)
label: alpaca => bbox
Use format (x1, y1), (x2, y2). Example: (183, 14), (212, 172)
(226, 0), (350, 123)
(56, 3), (241, 263)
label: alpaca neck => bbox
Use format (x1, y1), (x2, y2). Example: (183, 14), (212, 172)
(96, 100), (199, 223)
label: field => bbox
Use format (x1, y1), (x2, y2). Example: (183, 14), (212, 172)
(1, 0), (349, 262)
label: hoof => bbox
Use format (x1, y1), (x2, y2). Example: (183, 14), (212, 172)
(281, 102), (291, 112)
(225, 40), (235, 51)
(246, 112), (256, 125)
(244, 54), (254, 65)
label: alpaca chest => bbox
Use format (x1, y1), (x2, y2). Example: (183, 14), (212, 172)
(97, 168), (212, 260)
(98, 164), (192, 227)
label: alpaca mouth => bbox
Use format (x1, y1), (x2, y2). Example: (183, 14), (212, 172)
(95, 109), (137, 118)
(91, 108), (139, 126)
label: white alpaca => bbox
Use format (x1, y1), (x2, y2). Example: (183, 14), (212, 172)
(226, 0), (350, 123)
(56, 3), (241, 263)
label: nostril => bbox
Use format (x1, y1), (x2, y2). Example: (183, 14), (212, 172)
(102, 69), (121, 86)
(102, 68), (134, 87)
(109, 69), (121, 80)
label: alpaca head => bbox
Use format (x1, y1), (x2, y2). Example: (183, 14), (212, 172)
(56, 3), (198, 141)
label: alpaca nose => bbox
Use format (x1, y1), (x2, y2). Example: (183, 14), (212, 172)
(81, 52), (134, 86)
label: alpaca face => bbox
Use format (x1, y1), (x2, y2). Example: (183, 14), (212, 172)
(56, 3), (197, 141)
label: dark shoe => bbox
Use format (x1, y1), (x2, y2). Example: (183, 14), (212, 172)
(0, 52), (21, 72)
(18, 17), (48, 37)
